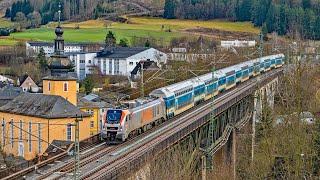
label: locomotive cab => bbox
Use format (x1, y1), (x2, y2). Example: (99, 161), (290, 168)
(102, 109), (128, 143)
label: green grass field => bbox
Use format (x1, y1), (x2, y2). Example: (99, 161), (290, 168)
(0, 17), (260, 46)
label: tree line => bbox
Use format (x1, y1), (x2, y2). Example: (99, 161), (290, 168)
(164, 0), (320, 39)
(3, 0), (113, 29)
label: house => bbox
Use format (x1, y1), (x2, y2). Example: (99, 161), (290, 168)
(0, 75), (14, 84)
(167, 47), (215, 62)
(95, 47), (167, 76)
(78, 94), (111, 136)
(17, 75), (39, 93)
(67, 47), (167, 80)
(221, 40), (256, 49)
(25, 41), (103, 57)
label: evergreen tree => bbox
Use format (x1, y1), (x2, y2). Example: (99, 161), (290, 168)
(83, 76), (94, 95)
(4, 8), (11, 18)
(238, 0), (252, 21)
(302, 0), (311, 9)
(164, 0), (176, 19)
(145, 40), (151, 47)
(261, 23), (268, 40)
(37, 48), (47, 72)
(251, 0), (270, 26)
(265, 4), (275, 33)
(314, 16), (320, 40)
(119, 38), (129, 47)
(105, 31), (116, 47)
(277, 5), (287, 36)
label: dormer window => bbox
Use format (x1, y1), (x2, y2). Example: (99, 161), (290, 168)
(64, 82), (68, 92)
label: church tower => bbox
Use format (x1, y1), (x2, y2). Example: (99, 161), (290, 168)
(43, 4), (78, 106)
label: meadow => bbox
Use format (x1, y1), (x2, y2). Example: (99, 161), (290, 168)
(0, 17), (260, 46)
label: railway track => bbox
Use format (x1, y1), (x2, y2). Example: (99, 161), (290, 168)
(79, 69), (283, 179)
(2, 134), (102, 180)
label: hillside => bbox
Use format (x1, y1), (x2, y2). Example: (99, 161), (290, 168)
(164, 0), (320, 40)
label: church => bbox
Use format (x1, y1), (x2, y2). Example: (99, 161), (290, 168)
(0, 16), (91, 160)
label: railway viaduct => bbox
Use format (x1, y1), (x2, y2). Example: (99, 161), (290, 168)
(84, 69), (282, 179)
(4, 69), (282, 180)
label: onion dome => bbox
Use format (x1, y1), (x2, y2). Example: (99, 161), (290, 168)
(55, 25), (64, 37)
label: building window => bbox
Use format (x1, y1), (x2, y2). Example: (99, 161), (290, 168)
(2, 119), (5, 147)
(88, 60), (92, 64)
(64, 82), (68, 92)
(48, 82), (51, 91)
(19, 120), (22, 141)
(10, 119), (13, 148)
(109, 60), (112, 74)
(90, 132), (94, 136)
(115, 59), (120, 74)
(38, 123), (41, 153)
(66, 124), (72, 141)
(90, 121), (94, 128)
(86, 109), (93, 115)
(28, 122), (32, 152)
(129, 62), (133, 65)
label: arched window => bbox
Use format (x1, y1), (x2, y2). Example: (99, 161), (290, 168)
(64, 82), (68, 92)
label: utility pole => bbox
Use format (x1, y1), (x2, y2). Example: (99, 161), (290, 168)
(259, 32), (264, 58)
(74, 115), (83, 180)
(140, 61), (144, 98)
(201, 66), (216, 180)
(252, 31), (264, 161)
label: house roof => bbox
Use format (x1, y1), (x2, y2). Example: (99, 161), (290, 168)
(0, 85), (23, 107)
(18, 74), (29, 85)
(0, 94), (90, 119)
(27, 41), (103, 47)
(96, 47), (149, 59)
(77, 93), (111, 109)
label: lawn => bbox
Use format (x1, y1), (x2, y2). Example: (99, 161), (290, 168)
(1, 17), (260, 46)
(9, 27), (181, 44)
(0, 38), (18, 46)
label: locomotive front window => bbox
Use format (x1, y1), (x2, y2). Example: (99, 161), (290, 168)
(107, 110), (122, 123)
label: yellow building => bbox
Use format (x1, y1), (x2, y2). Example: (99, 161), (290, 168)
(43, 76), (78, 106)
(0, 15), (92, 160)
(78, 94), (109, 135)
(0, 94), (90, 160)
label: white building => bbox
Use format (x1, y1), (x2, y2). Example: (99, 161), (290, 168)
(26, 42), (84, 57)
(0, 75), (14, 84)
(68, 52), (97, 80)
(95, 47), (167, 76)
(221, 40), (256, 49)
(168, 48), (215, 62)
(67, 47), (167, 80)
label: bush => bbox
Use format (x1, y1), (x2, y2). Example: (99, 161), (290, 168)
(0, 28), (10, 36)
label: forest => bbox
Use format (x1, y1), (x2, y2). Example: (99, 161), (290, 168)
(4, 0), (111, 27)
(164, 0), (320, 40)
